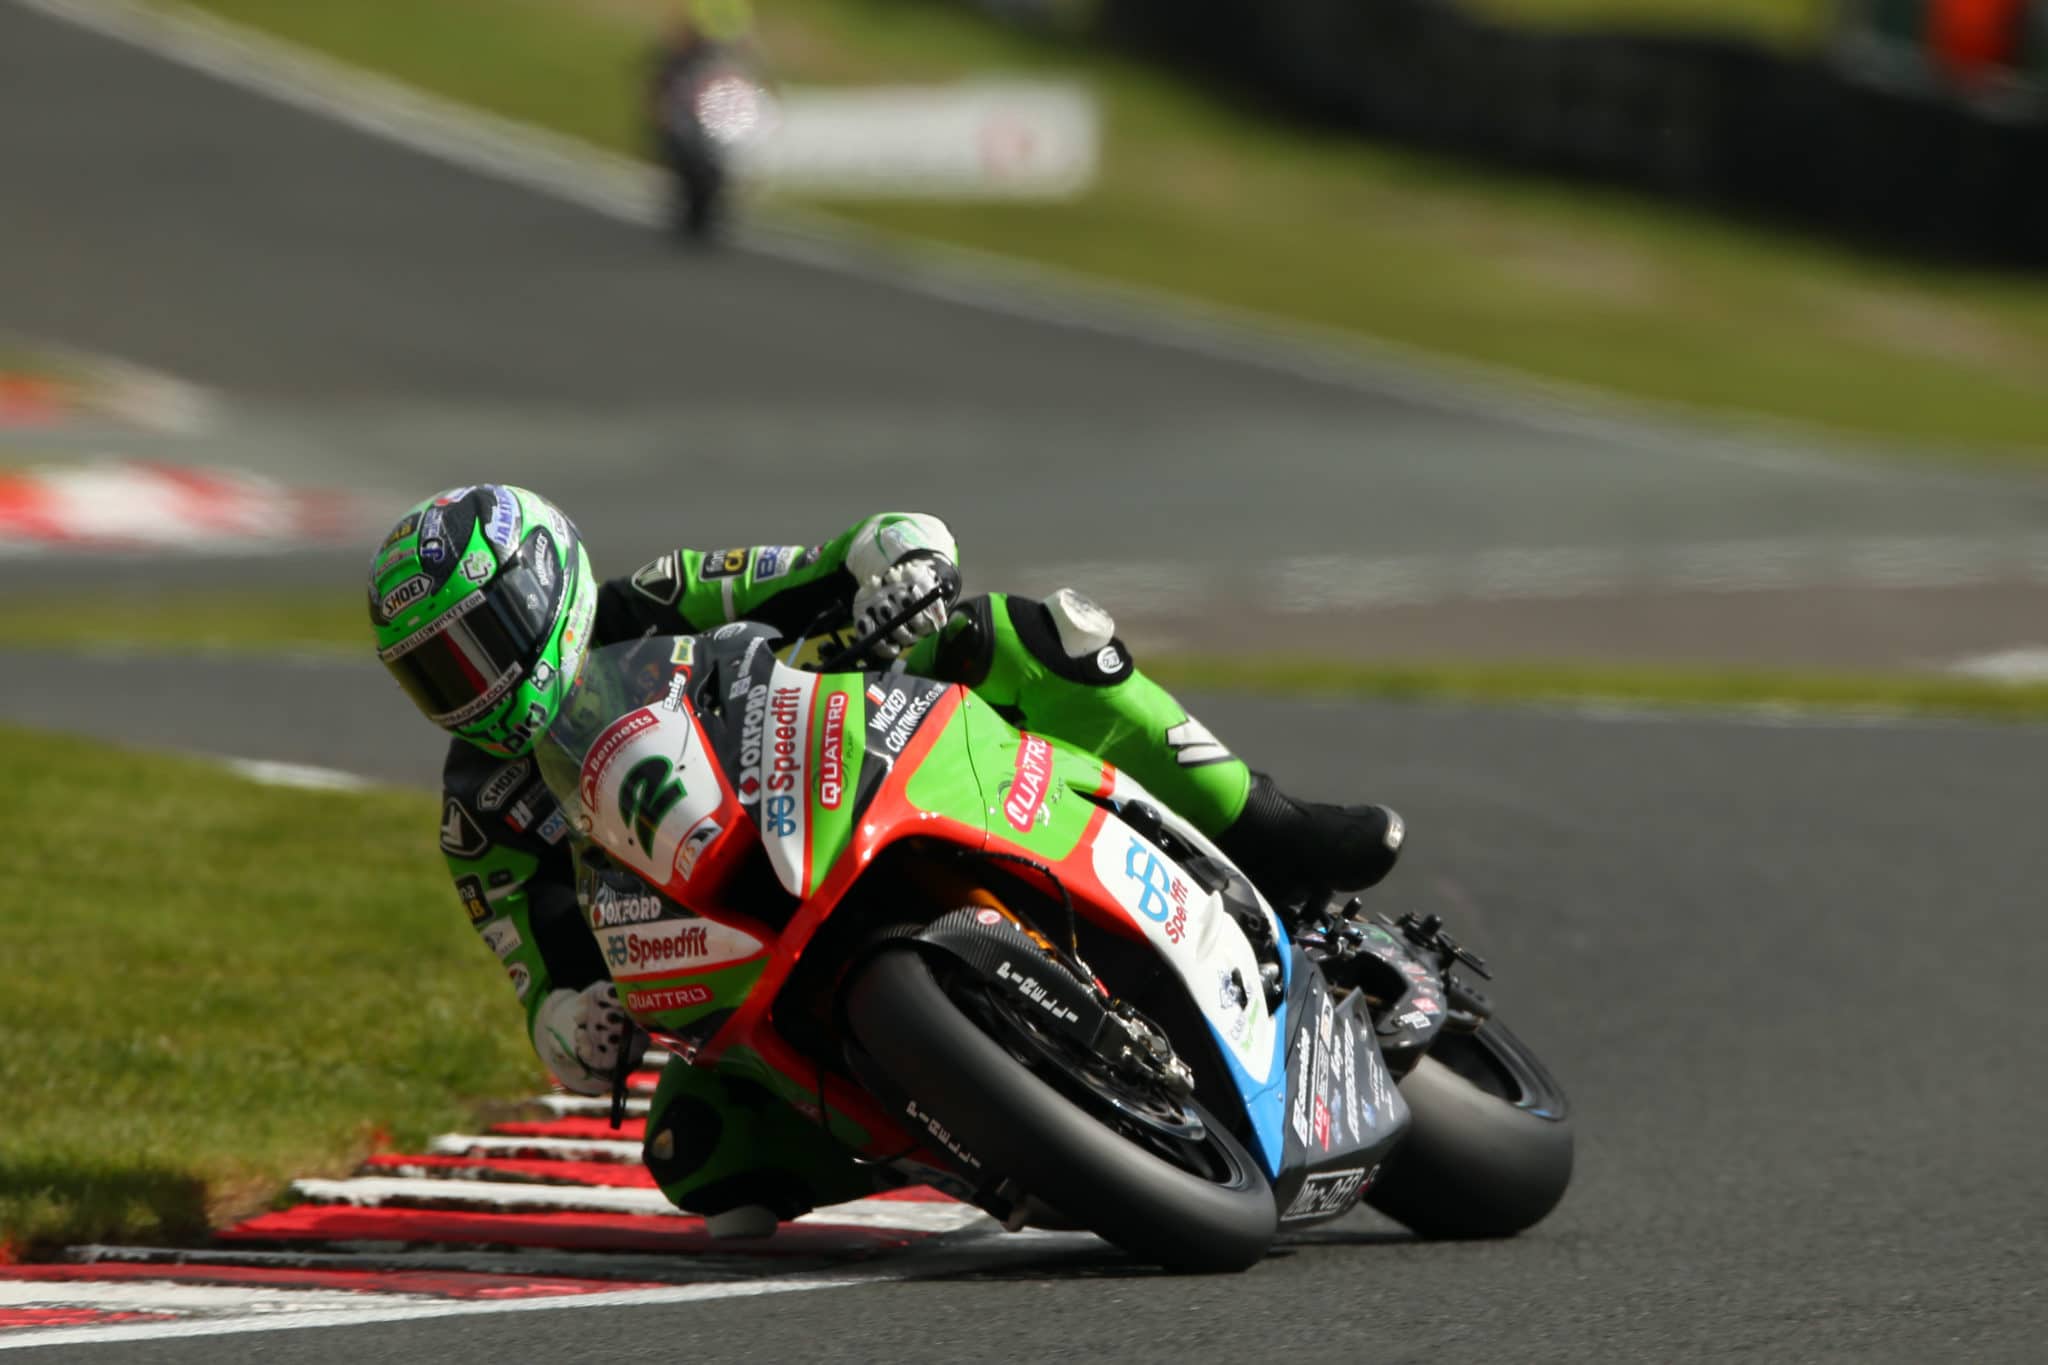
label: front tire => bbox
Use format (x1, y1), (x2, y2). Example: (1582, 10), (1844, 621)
(1365, 1019), (1574, 1238)
(844, 944), (1276, 1272)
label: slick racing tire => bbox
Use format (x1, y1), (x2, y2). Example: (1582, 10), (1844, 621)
(1365, 1019), (1573, 1239)
(845, 944), (1276, 1272)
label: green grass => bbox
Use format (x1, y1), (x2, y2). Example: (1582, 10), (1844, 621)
(1147, 656), (2048, 722)
(11, 590), (2048, 721)
(0, 727), (537, 1256)
(1470, 0), (1825, 44)
(0, 591), (366, 655)
(154, 0), (2048, 458)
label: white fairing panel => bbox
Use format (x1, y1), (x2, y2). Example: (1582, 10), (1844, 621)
(576, 704), (728, 898)
(754, 664), (819, 896)
(1088, 822), (1278, 1085)
(596, 918), (766, 983)
(1105, 767), (1286, 943)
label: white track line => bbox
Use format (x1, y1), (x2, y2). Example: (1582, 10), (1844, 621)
(1028, 532), (2048, 615)
(0, 1280), (439, 1314)
(286, 1178), (987, 1233)
(426, 1133), (643, 1162)
(288, 1177), (677, 1218)
(534, 1094), (650, 1118)
(222, 758), (376, 792)
(0, 1241), (1089, 1351)
(10, 0), (2012, 485)
(1947, 647), (2048, 682)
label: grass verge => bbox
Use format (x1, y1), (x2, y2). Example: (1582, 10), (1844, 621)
(0, 726), (535, 1257)
(9, 590), (2048, 721)
(1147, 656), (2048, 722)
(1470, 0), (1824, 45)
(0, 591), (366, 655)
(156, 0), (2048, 458)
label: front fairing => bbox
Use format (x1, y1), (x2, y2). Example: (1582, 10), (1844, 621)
(955, 708), (1412, 1202)
(535, 637), (751, 903)
(1269, 950), (1410, 1222)
(536, 637), (767, 1047)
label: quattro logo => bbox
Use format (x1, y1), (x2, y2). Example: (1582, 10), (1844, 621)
(818, 692), (848, 809)
(625, 985), (713, 1013)
(1004, 735), (1053, 832)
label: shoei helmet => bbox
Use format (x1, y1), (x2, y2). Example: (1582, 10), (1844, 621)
(367, 485), (595, 759)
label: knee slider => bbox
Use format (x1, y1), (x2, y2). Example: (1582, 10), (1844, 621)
(1009, 589), (1136, 686)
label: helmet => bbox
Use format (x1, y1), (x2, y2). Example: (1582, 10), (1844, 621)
(367, 485), (595, 759)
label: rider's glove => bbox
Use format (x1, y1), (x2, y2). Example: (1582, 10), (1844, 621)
(852, 554), (958, 661)
(533, 981), (645, 1096)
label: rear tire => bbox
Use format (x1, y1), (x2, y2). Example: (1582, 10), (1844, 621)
(845, 944), (1276, 1272)
(1365, 1020), (1574, 1238)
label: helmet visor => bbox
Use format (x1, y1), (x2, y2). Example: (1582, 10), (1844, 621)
(381, 534), (565, 726)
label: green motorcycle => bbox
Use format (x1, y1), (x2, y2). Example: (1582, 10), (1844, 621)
(534, 618), (1573, 1272)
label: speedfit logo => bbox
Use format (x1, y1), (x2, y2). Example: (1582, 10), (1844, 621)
(767, 686), (803, 794)
(604, 924), (712, 971)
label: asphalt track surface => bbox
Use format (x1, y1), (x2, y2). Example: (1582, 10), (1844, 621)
(9, 655), (2048, 1363)
(5, 0), (2048, 651)
(3, 4), (2046, 1360)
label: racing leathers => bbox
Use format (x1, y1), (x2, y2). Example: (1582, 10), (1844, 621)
(440, 511), (1402, 1224)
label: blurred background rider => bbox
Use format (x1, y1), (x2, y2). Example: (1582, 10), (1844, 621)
(647, 1), (757, 243)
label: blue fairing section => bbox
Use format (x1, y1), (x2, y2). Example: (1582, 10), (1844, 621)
(1207, 915), (1295, 1179)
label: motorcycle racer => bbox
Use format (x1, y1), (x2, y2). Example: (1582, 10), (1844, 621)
(368, 484), (1405, 1234)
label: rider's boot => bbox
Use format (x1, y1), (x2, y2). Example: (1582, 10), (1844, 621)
(1213, 772), (1404, 911)
(907, 590), (1404, 914)
(642, 1064), (876, 1233)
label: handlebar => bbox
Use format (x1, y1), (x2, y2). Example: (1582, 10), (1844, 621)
(817, 579), (953, 673)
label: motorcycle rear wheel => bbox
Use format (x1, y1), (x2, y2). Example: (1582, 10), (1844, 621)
(1365, 1018), (1574, 1238)
(845, 944), (1277, 1272)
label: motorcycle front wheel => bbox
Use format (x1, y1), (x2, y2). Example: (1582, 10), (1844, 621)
(1365, 1018), (1574, 1238)
(844, 944), (1276, 1272)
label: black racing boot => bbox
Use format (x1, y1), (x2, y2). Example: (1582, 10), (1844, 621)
(1214, 772), (1405, 911)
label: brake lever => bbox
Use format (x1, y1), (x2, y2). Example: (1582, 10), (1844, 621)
(817, 581), (951, 672)
(608, 1023), (646, 1131)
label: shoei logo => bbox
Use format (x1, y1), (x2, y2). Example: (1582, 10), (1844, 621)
(1122, 838), (1188, 944)
(379, 574), (431, 621)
